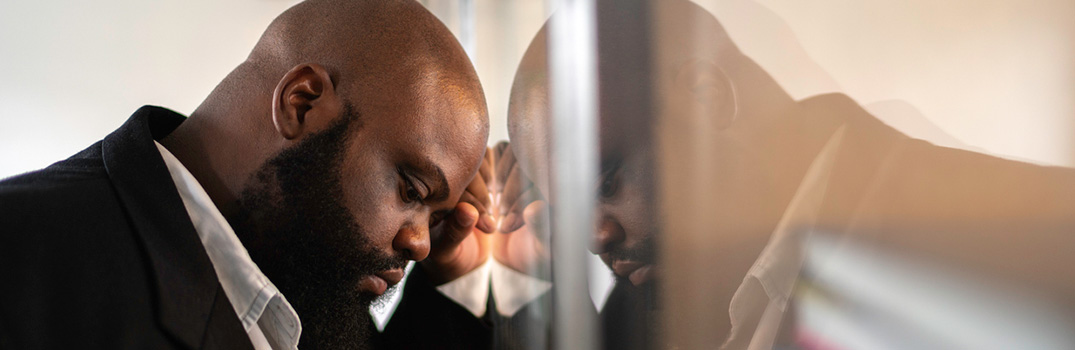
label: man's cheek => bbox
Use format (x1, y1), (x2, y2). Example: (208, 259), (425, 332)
(357, 200), (407, 247)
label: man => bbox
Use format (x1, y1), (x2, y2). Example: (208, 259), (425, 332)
(0, 0), (495, 349)
(497, 0), (1075, 349)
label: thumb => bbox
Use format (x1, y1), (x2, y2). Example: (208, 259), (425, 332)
(522, 200), (549, 237)
(436, 202), (479, 252)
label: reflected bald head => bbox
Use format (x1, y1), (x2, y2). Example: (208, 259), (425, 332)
(507, 0), (789, 193)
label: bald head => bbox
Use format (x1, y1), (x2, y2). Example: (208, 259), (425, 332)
(171, 0), (488, 208)
(247, 0), (483, 108)
(200, 0), (485, 125)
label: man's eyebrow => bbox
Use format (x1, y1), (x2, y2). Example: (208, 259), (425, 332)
(411, 158), (449, 202)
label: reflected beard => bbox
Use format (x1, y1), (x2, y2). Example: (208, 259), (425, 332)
(606, 270), (661, 350)
(230, 105), (407, 350)
(607, 234), (660, 348)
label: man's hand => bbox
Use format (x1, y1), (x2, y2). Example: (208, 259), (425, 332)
(421, 147), (497, 285)
(491, 142), (550, 278)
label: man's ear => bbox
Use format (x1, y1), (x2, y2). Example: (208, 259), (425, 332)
(271, 63), (340, 140)
(674, 59), (738, 130)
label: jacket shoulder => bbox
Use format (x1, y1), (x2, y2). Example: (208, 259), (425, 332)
(0, 141), (185, 349)
(0, 141), (107, 188)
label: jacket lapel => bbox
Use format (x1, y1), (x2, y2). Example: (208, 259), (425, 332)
(203, 285), (257, 350)
(101, 106), (245, 349)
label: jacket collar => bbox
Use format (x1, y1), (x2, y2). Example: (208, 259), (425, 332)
(101, 106), (225, 349)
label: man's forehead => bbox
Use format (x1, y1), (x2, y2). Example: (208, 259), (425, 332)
(402, 98), (486, 189)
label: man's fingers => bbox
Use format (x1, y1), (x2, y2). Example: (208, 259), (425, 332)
(458, 192), (487, 216)
(498, 165), (532, 216)
(466, 170), (491, 212)
(522, 199), (550, 240)
(494, 141), (510, 159)
(500, 186), (542, 233)
(459, 192), (495, 233)
(494, 143), (517, 188)
(436, 202), (479, 253)
(479, 147), (493, 185)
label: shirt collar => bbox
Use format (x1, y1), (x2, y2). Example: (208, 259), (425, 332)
(154, 141), (302, 349)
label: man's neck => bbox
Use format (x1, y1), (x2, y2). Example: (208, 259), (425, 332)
(158, 112), (248, 219)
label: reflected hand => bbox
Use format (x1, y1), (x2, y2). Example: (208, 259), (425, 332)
(491, 142), (550, 278)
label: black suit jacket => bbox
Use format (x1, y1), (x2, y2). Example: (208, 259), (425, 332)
(0, 106), (254, 349)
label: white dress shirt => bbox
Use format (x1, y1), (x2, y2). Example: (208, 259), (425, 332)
(155, 142), (301, 350)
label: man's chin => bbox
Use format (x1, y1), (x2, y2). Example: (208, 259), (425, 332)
(608, 260), (659, 287)
(295, 295), (374, 350)
(615, 273), (658, 290)
(296, 283), (404, 350)
(628, 264), (657, 286)
(614, 268), (660, 313)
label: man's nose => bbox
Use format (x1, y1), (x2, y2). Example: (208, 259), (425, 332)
(591, 216), (625, 254)
(393, 220), (431, 261)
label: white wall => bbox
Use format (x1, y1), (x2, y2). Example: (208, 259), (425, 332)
(3, 0), (1073, 178)
(698, 0), (1075, 166)
(0, 0), (548, 179)
(0, 0), (301, 178)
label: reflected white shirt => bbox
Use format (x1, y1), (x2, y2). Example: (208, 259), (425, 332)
(435, 258), (553, 318)
(369, 253), (557, 330)
(155, 142), (301, 350)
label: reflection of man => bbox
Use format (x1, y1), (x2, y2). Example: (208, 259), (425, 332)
(501, 0), (1075, 349)
(0, 1), (491, 349)
(499, 4), (662, 348)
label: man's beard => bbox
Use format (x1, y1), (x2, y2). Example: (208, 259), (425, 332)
(608, 234), (660, 314)
(603, 278), (661, 350)
(230, 105), (408, 349)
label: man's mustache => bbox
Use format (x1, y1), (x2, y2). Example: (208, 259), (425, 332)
(606, 235), (657, 264)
